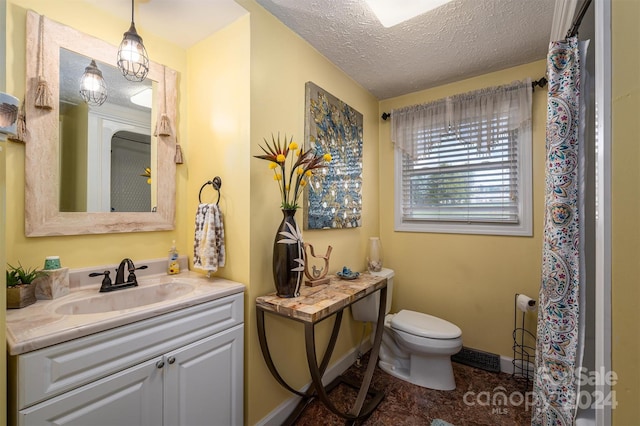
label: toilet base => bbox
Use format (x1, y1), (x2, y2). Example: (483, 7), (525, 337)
(378, 353), (456, 391)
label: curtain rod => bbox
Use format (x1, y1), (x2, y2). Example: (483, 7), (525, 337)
(566, 0), (593, 39)
(380, 76), (548, 121)
(381, 1), (594, 121)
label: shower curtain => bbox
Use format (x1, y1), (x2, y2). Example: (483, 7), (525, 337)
(532, 35), (587, 425)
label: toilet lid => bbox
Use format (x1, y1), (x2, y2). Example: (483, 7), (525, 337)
(390, 310), (462, 339)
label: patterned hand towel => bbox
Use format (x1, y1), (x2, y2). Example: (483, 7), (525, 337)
(193, 203), (226, 272)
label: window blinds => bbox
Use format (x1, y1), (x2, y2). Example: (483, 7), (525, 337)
(400, 119), (519, 223)
(393, 79), (531, 226)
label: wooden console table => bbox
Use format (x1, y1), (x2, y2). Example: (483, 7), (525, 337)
(256, 273), (387, 424)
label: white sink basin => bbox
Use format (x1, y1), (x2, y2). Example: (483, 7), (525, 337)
(55, 281), (195, 315)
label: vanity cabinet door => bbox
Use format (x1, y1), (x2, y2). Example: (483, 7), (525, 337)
(163, 323), (244, 426)
(18, 357), (164, 426)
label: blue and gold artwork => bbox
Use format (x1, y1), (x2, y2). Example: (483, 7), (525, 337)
(304, 82), (363, 229)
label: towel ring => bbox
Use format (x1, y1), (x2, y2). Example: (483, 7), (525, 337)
(198, 176), (222, 205)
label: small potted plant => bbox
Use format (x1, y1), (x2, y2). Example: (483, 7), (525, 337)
(6, 263), (45, 308)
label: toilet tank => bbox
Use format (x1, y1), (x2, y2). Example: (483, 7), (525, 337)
(351, 268), (394, 323)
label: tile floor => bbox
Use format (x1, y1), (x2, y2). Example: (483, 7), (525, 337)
(294, 354), (533, 425)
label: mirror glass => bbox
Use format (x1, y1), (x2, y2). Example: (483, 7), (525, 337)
(59, 49), (154, 212)
(25, 11), (177, 236)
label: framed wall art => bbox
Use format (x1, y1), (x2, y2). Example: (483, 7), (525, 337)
(304, 82), (363, 229)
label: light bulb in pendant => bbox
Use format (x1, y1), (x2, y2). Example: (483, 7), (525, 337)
(116, 0), (149, 82)
(79, 59), (107, 106)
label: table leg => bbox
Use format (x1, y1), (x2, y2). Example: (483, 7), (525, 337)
(256, 306), (306, 397)
(282, 310), (344, 425)
(257, 284), (388, 423)
(347, 286), (387, 417)
(259, 308), (345, 425)
(303, 286), (387, 421)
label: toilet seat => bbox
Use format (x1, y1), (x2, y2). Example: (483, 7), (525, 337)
(390, 310), (462, 339)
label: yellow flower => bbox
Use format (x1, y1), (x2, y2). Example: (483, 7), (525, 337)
(254, 133), (330, 210)
(141, 167), (152, 184)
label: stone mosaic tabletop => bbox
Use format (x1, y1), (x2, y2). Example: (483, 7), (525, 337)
(256, 273), (387, 323)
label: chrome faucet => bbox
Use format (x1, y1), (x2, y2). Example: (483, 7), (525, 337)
(89, 258), (148, 293)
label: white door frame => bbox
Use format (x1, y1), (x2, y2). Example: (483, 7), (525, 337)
(594, 0), (612, 424)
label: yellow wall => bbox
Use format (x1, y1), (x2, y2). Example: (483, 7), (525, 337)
(186, 15), (251, 286)
(5, 0), (189, 269)
(379, 61), (547, 358)
(235, 1), (380, 423)
(611, 0), (640, 423)
(0, 132), (6, 424)
(1, 0), (7, 422)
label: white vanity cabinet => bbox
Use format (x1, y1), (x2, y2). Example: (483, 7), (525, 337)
(9, 292), (244, 426)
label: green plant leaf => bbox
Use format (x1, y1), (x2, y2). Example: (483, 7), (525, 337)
(7, 262), (45, 285)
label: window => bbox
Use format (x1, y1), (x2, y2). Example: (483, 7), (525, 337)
(392, 80), (532, 236)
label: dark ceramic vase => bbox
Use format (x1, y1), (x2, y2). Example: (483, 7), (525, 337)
(272, 209), (304, 298)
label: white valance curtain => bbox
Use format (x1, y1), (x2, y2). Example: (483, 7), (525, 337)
(390, 78), (532, 158)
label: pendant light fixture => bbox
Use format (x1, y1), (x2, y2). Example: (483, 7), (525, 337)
(117, 0), (149, 82)
(79, 59), (108, 106)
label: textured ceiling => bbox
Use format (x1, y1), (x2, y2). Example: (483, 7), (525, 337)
(256, 0), (556, 99)
(82, 0), (558, 100)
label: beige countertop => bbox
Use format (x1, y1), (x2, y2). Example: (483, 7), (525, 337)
(6, 270), (245, 356)
(256, 273), (387, 323)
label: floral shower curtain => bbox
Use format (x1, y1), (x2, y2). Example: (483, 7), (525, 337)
(533, 35), (587, 425)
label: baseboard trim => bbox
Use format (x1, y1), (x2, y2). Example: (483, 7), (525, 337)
(256, 340), (373, 426)
(500, 355), (535, 377)
(501, 355), (515, 374)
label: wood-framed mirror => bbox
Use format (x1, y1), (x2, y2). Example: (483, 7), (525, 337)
(25, 11), (177, 236)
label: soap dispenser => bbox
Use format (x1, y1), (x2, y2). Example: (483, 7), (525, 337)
(168, 240), (180, 275)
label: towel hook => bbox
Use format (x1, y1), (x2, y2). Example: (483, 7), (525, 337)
(198, 176), (222, 204)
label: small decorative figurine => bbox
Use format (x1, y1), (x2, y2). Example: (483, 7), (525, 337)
(303, 243), (332, 287)
(336, 266), (360, 280)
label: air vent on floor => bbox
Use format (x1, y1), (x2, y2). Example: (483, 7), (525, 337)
(452, 346), (501, 373)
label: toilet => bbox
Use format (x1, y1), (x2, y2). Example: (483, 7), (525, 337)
(351, 268), (462, 391)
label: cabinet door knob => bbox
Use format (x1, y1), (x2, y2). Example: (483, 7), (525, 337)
(156, 360), (165, 369)
(167, 356), (176, 364)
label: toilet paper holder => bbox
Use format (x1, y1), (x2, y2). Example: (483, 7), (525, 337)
(512, 293), (536, 389)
